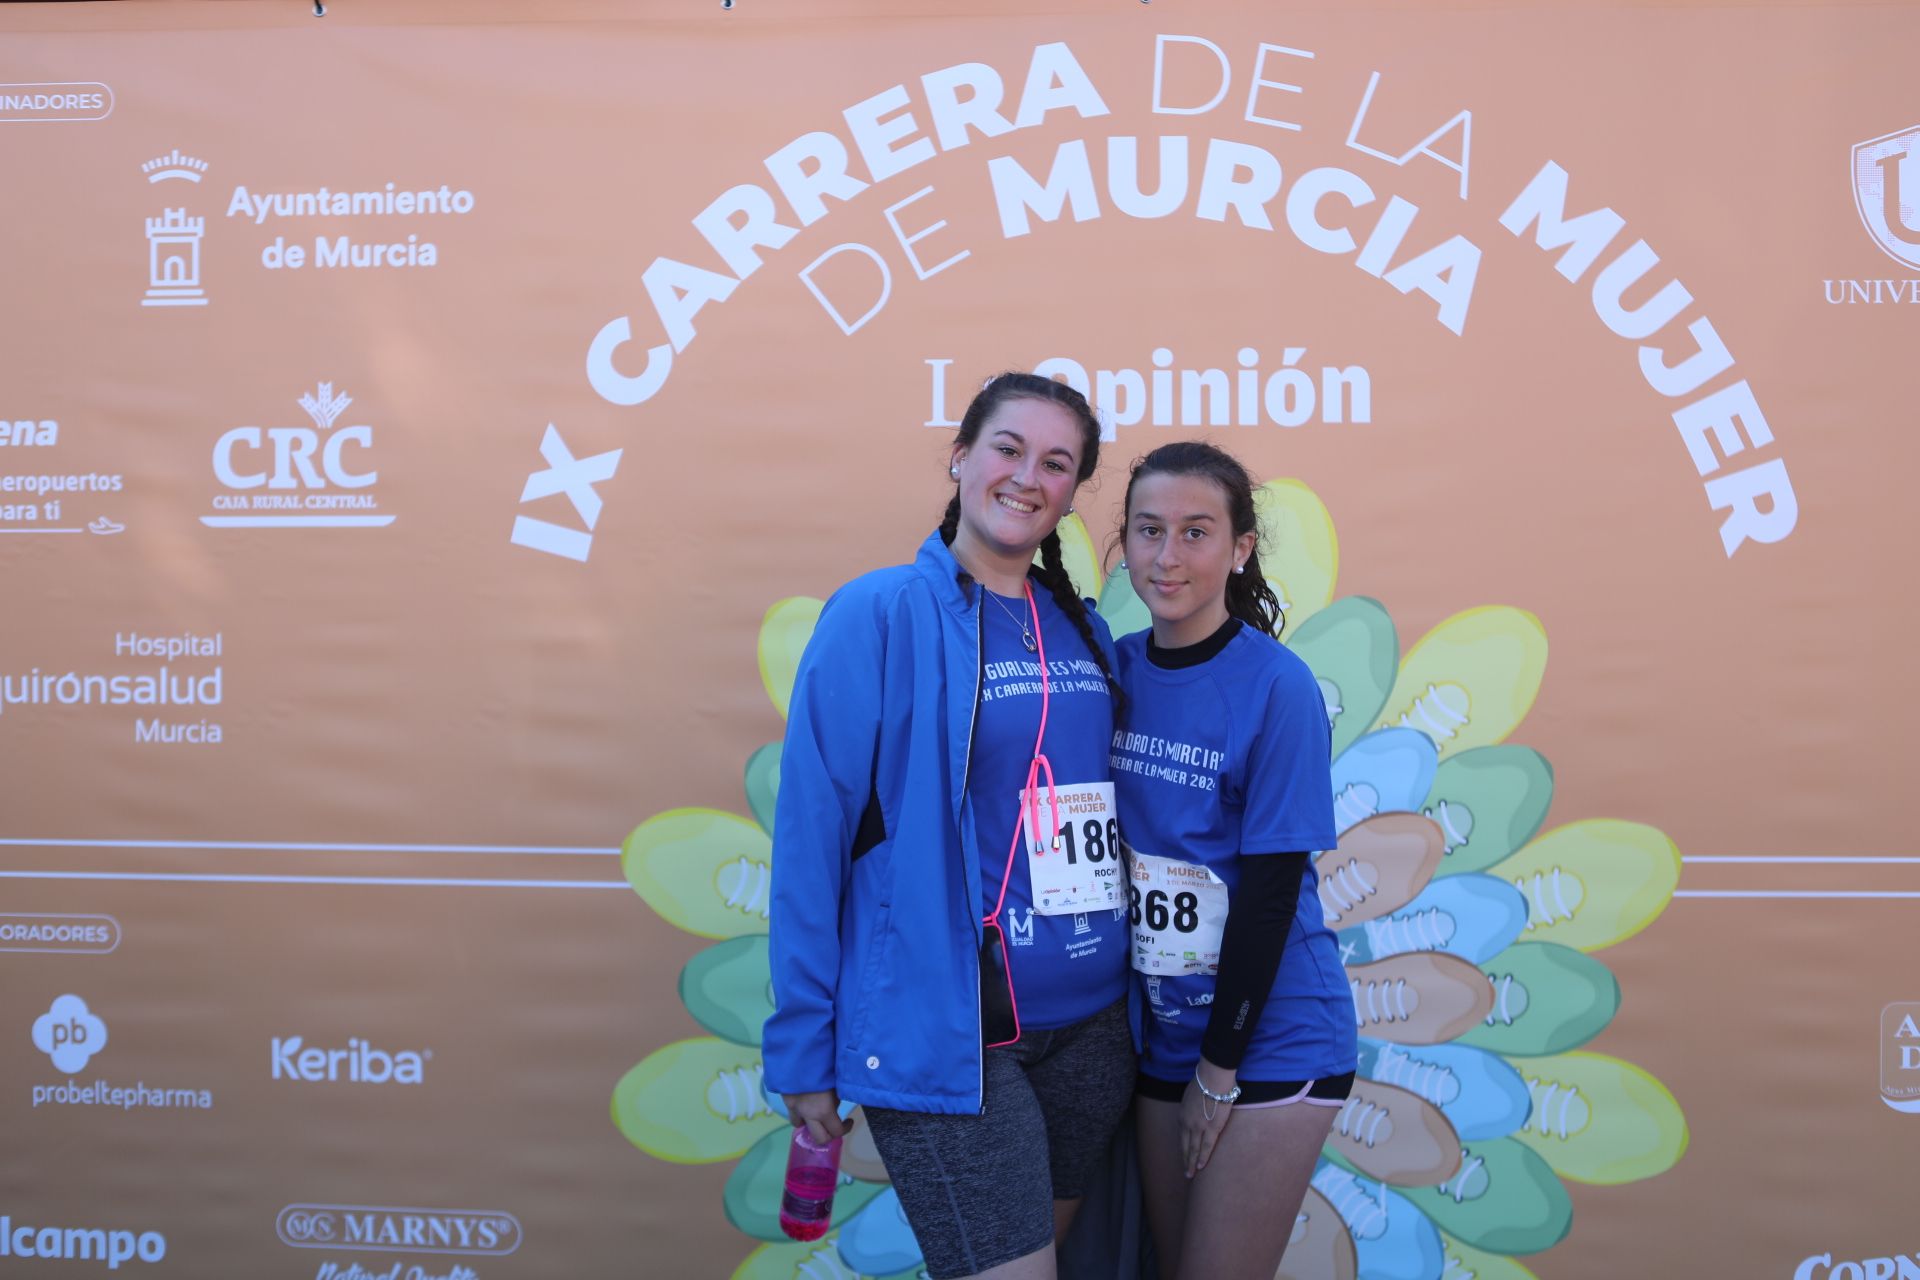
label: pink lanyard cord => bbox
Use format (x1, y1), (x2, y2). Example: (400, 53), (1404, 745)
(985, 579), (1060, 926)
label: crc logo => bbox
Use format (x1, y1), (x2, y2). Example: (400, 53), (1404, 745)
(272, 1036), (429, 1084)
(276, 1205), (522, 1256)
(205, 382), (395, 528)
(31, 994), (107, 1073)
(1852, 124), (1920, 272)
(1882, 1002), (1920, 1113)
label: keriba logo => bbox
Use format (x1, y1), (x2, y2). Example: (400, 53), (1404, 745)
(271, 1036), (430, 1085)
(32, 994), (107, 1073)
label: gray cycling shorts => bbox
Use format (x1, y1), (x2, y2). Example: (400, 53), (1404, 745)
(862, 998), (1135, 1279)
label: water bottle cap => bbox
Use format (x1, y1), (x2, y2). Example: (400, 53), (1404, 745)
(793, 1127), (839, 1153)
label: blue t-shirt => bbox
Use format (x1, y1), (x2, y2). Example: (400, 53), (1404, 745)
(967, 585), (1127, 1030)
(1113, 625), (1353, 1081)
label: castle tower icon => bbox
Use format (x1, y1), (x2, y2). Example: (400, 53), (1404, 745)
(142, 208), (208, 307)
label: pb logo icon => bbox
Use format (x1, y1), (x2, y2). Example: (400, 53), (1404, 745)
(32, 994), (109, 1074)
(1881, 1001), (1920, 1113)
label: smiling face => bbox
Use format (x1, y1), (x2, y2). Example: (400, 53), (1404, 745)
(1124, 471), (1259, 649)
(947, 396), (1086, 589)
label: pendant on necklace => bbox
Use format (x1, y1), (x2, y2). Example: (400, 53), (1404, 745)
(1021, 630), (1037, 654)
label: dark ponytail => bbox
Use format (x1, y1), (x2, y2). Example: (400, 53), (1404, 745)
(1120, 440), (1287, 639)
(939, 371), (1122, 715)
(1036, 529), (1125, 719)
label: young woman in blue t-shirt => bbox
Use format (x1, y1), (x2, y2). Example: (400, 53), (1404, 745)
(1111, 441), (1356, 1279)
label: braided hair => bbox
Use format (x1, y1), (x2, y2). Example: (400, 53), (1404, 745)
(938, 372), (1123, 716)
(1121, 441), (1287, 639)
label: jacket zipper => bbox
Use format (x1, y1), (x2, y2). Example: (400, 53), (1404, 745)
(959, 590), (986, 1112)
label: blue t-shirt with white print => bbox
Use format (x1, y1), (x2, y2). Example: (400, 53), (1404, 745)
(1113, 624), (1353, 1081)
(967, 585), (1128, 1031)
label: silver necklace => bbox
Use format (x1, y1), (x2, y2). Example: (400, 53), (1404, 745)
(986, 589), (1037, 653)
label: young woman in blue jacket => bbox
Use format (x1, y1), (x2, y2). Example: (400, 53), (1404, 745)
(1111, 442), (1355, 1280)
(764, 373), (1134, 1280)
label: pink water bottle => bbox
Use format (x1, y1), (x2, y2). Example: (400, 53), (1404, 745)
(778, 1128), (843, 1242)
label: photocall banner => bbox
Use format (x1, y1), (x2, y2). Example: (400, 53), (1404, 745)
(1, 1), (1914, 1276)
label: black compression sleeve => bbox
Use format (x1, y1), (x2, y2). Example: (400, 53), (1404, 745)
(1200, 852), (1308, 1071)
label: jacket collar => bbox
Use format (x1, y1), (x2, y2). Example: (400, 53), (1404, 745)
(913, 530), (982, 619)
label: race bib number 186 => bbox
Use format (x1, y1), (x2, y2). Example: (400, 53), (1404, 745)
(1022, 781), (1123, 915)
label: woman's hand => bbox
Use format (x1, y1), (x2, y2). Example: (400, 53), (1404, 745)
(784, 1090), (852, 1146)
(1181, 1059), (1237, 1177)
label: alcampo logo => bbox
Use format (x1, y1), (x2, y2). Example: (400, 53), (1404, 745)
(32, 994), (107, 1072)
(271, 1036), (429, 1085)
(0, 1217), (165, 1270)
(204, 382), (396, 530)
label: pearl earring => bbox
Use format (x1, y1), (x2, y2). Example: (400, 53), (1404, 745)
(1233, 564), (1245, 574)
(950, 465), (959, 479)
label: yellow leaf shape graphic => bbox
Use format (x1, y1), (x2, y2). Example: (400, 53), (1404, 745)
(624, 808), (773, 939)
(759, 596), (824, 721)
(1505, 1050), (1689, 1185)
(1496, 820), (1680, 952)
(611, 1037), (783, 1164)
(1381, 607), (1547, 760)
(1256, 478), (1338, 632)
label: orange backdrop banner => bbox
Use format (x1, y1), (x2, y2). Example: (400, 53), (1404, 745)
(1, 2), (1914, 1277)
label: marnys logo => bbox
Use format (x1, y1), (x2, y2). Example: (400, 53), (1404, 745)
(205, 383), (395, 529)
(278, 1205), (521, 1256)
(1882, 1001), (1920, 1113)
(1794, 1249), (1920, 1280)
(0, 1216), (165, 1270)
(32, 993), (107, 1072)
(272, 1036), (430, 1085)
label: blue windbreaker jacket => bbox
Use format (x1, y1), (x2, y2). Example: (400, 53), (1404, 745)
(761, 531), (1117, 1115)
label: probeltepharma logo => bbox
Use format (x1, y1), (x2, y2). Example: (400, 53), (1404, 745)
(32, 994), (106, 1072)
(1882, 1001), (1920, 1113)
(27, 994), (214, 1113)
(205, 383), (395, 529)
(272, 1037), (430, 1085)
(1826, 124), (1920, 304)
(277, 1205), (521, 1257)
(0, 1217), (165, 1270)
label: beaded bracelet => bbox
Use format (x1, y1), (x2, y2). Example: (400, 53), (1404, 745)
(1194, 1068), (1241, 1106)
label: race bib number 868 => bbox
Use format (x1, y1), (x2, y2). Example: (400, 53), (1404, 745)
(1128, 850), (1229, 975)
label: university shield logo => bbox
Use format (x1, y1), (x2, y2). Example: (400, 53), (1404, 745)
(1852, 124), (1920, 270)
